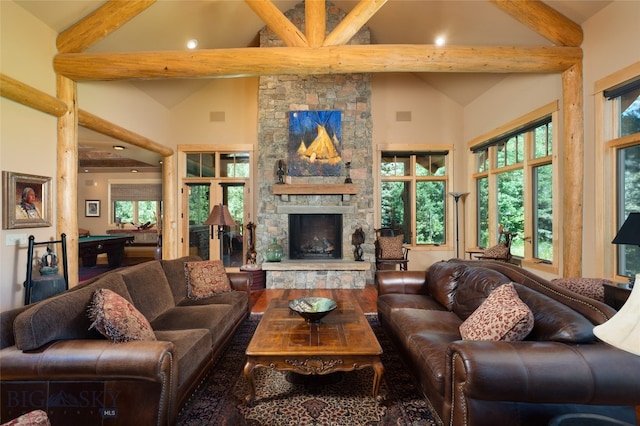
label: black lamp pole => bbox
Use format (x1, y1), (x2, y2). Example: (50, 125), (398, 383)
(449, 192), (469, 258)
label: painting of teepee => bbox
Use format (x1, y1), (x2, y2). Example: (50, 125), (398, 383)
(288, 110), (342, 177)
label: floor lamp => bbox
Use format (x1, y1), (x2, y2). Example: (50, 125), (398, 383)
(204, 204), (237, 260)
(449, 192), (469, 258)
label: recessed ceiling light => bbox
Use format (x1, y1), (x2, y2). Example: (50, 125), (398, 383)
(187, 39), (198, 49)
(435, 36), (446, 46)
(130, 169), (139, 173)
(113, 145), (125, 150)
(84, 169), (89, 173)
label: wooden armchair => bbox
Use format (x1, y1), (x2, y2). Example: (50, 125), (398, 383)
(474, 226), (514, 262)
(374, 228), (410, 271)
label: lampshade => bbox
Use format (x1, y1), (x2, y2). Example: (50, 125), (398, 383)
(612, 212), (640, 245)
(593, 273), (640, 356)
(204, 204), (236, 227)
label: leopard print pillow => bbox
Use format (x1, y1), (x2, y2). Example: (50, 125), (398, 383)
(377, 235), (404, 259)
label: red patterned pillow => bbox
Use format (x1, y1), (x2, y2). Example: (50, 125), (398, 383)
(377, 235), (404, 259)
(551, 277), (607, 302)
(184, 260), (232, 300)
(1, 410), (50, 426)
(88, 288), (156, 343)
(459, 283), (534, 341)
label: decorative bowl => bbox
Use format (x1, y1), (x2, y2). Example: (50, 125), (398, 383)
(289, 297), (338, 323)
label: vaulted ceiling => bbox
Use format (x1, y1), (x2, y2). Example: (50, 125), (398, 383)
(14, 0), (611, 171)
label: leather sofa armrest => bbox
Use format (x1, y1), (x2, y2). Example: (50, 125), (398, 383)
(227, 272), (251, 294)
(445, 340), (640, 424)
(376, 271), (428, 295)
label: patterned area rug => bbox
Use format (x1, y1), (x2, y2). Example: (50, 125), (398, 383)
(177, 314), (442, 426)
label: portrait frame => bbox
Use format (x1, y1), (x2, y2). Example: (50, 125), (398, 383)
(85, 200), (100, 217)
(2, 171), (52, 229)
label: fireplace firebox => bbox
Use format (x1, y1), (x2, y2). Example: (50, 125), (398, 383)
(289, 214), (342, 259)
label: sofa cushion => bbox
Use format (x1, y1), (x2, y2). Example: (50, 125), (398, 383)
(184, 260), (231, 300)
(460, 283), (534, 341)
(13, 273), (130, 351)
(453, 267), (511, 320)
(377, 294), (447, 324)
(118, 261), (175, 322)
(154, 329), (212, 389)
(427, 262), (468, 310)
(161, 256), (202, 305)
(377, 235), (404, 259)
(551, 277), (608, 302)
(1, 409), (50, 426)
(513, 283), (597, 343)
(88, 288), (156, 343)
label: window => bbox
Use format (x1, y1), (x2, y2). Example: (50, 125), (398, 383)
(471, 103), (557, 267)
(604, 75), (640, 279)
(110, 181), (161, 226)
(379, 150), (450, 246)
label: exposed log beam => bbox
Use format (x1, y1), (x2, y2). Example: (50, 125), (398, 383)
(57, 0), (156, 53)
(246, 0), (308, 47)
(1, 73), (68, 117)
(78, 110), (173, 157)
(305, 0), (326, 48)
(324, 0), (387, 47)
(54, 45), (582, 81)
(491, 0), (583, 47)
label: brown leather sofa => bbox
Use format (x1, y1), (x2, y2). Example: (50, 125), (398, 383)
(377, 259), (640, 426)
(0, 256), (250, 425)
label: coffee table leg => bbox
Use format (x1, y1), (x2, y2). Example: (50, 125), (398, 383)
(371, 359), (384, 399)
(243, 359), (257, 404)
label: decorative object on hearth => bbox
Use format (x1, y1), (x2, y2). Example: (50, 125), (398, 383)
(593, 273), (640, 356)
(245, 222), (257, 264)
(276, 159), (285, 184)
(611, 211), (640, 288)
(289, 297), (338, 323)
(448, 191), (469, 258)
(352, 226), (365, 261)
(344, 161), (353, 183)
(265, 237), (283, 262)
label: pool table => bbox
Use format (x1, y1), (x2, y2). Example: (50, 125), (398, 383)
(78, 234), (135, 267)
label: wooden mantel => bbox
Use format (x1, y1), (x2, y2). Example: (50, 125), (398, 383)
(272, 183), (358, 201)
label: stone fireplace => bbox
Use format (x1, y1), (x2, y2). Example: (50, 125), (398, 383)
(256, 2), (374, 289)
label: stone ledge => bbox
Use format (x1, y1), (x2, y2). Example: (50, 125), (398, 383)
(261, 260), (371, 271)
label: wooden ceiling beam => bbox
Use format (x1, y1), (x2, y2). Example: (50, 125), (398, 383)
(246, 0), (308, 47)
(54, 45), (582, 81)
(324, 0), (387, 47)
(1, 73), (68, 117)
(305, 0), (326, 48)
(491, 0), (583, 47)
(57, 0), (156, 53)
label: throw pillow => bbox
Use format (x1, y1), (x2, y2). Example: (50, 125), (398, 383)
(184, 260), (232, 300)
(459, 283), (534, 341)
(87, 288), (156, 343)
(377, 235), (404, 259)
(551, 277), (608, 302)
(481, 242), (509, 259)
(1, 410), (50, 426)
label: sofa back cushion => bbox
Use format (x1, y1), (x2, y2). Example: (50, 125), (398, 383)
(427, 262), (468, 310)
(118, 261), (175, 322)
(452, 267), (511, 320)
(512, 283), (596, 343)
(13, 273), (131, 351)
(160, 256), (202, 305)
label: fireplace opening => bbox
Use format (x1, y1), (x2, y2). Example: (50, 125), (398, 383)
(289, 214), (342, 259)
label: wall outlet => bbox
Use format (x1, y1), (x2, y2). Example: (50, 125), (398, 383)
(6, 234), (27, 246)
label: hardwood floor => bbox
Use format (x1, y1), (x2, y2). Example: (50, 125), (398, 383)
(250, 284), (378, 314)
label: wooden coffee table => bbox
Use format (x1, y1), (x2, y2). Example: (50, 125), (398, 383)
(244, 296), (383, 403)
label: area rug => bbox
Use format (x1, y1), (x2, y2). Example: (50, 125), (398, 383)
(177, 314), (442, 426)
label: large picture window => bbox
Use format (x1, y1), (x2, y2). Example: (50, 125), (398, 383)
(379, 150), (450, 246)
(110, 181), (162, 226)
(471, 103), (557, 267)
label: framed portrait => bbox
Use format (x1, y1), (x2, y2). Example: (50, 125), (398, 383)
(85, 200), (100, 217)
(3, 171), (53, 229)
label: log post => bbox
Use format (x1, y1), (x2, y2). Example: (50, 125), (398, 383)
(162, 154), (176, 259)
(56, 75), (79, 288)
(562, 61), (584, 277)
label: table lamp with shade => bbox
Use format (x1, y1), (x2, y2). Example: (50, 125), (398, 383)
(204, 204), (236, 240)
(593, 212), (640, 356)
